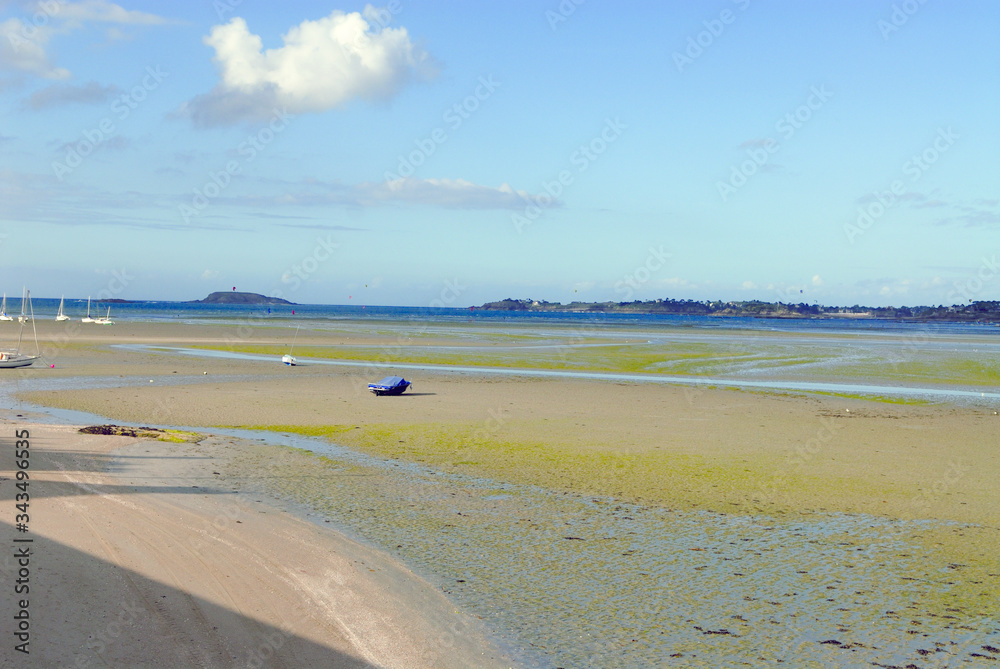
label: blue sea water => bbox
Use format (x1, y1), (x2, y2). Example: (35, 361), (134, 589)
(18, 297), (1000, 338)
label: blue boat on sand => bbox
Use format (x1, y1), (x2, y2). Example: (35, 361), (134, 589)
(368, 376), (412, 396)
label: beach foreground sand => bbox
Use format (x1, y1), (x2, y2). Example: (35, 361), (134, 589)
(0, 421), (508, 668)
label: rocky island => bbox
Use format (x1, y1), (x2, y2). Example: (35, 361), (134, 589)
(190, 291), (295, 305)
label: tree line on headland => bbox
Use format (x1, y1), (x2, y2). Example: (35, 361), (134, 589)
(477, 298), (1000, 323)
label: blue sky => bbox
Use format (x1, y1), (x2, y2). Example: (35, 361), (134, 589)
(1, 0), (998, 307)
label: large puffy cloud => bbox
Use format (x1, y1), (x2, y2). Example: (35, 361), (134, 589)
(180, 7), (437, 126)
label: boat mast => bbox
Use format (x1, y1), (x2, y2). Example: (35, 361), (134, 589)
(29, 290), (39, 356)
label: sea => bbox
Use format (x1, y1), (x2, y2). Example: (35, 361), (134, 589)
(19, 297), (1000, 337)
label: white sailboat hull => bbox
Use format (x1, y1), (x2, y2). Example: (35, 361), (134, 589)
(0, 353), (37, 368)
(2, 288), (39, 369)
(93, 305), (114, 325)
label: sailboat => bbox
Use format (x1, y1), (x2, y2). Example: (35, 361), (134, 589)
(0, 294), (11, 321)
(81, 296), (95, 323)
(55, 295), (70, 321)
(17, 287), (30, 324)
(282, 325), (300, 366)
(0, 289), (40, 368)
(93, 305), (114, 325)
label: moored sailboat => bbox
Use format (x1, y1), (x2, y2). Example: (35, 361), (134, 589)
(81, 296), (95, 323)
(17, 287), (30, 324)
(0, 289), (40, 368)
(282, 325), (300, 365)
(93, 305), (114, 325)
(55, 295), (70, 321)
(0, 294), (11, 321)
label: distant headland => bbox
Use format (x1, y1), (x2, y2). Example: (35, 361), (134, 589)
(189, 291), (295, 305)
(478, 298), (1000, 323)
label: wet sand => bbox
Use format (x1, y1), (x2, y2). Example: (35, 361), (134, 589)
(4, 319), (1000, 666)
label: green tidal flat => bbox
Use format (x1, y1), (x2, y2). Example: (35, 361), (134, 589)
(14, 319), (1000, 667)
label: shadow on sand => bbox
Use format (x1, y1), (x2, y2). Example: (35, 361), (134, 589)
(0, 521), (381, 667)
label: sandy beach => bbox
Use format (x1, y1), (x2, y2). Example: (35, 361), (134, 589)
(1, 420), (508, 668)
(4, 319), (1000, 666)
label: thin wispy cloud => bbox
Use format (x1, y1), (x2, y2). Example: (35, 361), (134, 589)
(274, 222), (367, 231)
(0, 167), (243, 231)
(24, 81), (120, 109)
(54, 134), (130, 152)
(56, 0), (172, 26)
(738, 138), (776, 149)
(937, 210), (1000, 228)
(365, 178), (555, 209)
(861, 191), (1000, 229)
(178, 8), (438, 127)
(253, 177), (558, 210)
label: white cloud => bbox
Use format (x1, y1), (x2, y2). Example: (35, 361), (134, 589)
(811, 274), (823, 286)
(180, 8), (437, 126)
(251, 177), (555, 210)
(0, 2), (171, 79)
(741, 280), (757, 290)
(0, 18), (68, 78)
(201, 269), (220, 280)
(364, 178), (551, 209)
(56, 0), (172, 25)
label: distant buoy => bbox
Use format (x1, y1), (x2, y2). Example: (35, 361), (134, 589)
(149, 379), (153, 383)
(50, 364), (55, 368)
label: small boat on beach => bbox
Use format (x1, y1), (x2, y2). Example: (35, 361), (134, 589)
(93, 305), (114, 325)
(0, 294), (11, 321)
(368, 376), (412, 396)
(282, 325), (300, 366)
(17, 287), (30, 324)
(1, 289), (39, 368)
(55, 295), (70, 321)
(81, 296), (95, 323)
